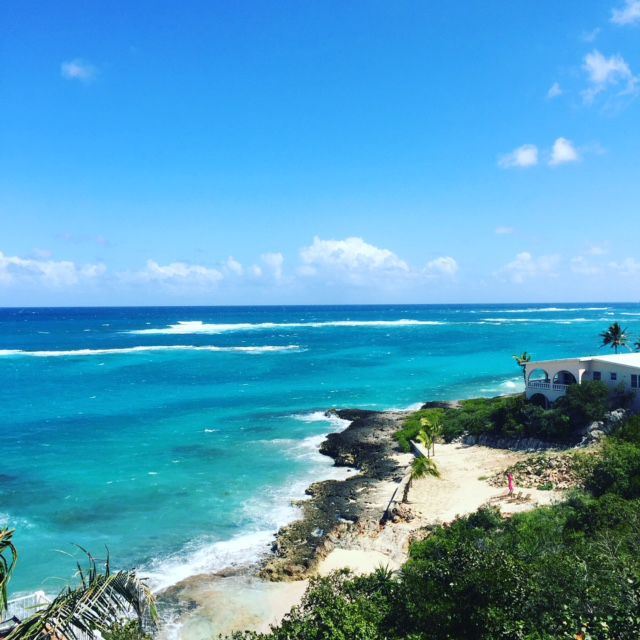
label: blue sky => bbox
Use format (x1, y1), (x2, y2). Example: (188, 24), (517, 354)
(2, 1), (640, 305)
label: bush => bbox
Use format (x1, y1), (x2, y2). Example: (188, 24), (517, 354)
(583, 439), (640, 499)
(553, 381), (609, 429)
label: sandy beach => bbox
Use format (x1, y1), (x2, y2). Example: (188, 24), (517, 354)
(159, 407), (566, 639)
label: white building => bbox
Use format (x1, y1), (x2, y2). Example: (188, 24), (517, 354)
(524, 353), (640, 411)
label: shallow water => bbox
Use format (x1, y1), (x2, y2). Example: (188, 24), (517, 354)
(1, 303), (638, 598)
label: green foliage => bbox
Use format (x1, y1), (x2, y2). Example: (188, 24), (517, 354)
(553, 380), (609, 429)
(224, 439), (640, 640)
(103, 620), (153, 640)
(0, 528), (18, 615)
(614, 413), (640, 445)
(599, 322), (630, 354)
(393, 409), (444, 452)
(583, 439), (640, 499)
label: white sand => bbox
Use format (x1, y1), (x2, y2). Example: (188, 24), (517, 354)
(169, 442), (565, 638)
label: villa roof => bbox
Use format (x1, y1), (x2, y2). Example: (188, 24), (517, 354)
(526, 353), (640, 368)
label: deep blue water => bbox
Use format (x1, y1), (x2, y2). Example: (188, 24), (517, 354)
(2, 303), (639, 594)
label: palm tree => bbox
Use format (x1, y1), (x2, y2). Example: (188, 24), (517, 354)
(599, 322), (631, 354)
(402, 456), (441, 504)
(1, 528), (18, 615)
(0, 532), (156, 640)
(512, 352), (532, 385)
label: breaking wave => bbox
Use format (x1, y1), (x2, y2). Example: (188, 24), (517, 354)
(0, 345), (300, 357)
(129, 319), (445, 335)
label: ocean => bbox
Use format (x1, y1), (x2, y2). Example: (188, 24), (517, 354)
(2, 303), (639, 598)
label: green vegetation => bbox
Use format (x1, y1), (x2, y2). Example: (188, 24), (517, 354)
(512, 351), (532, 384)
(599, 322), (631, 354)
(0, 537), (156, 640)
(401, 456), (440, 504)
(394, 381), (629, 449)
(227, 414), (640, 640)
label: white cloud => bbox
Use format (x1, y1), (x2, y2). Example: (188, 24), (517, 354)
(224, 256), (243, 276)
(495, 226), (516, 235)
(497, 252), (560, 284)
(61, 59), (97, 83)
(611, 0), (640, 25)
(609, 257), (640, 275)
(261, 253), (284, 280)
(0, 251), (105, 287)
(546, 82), (563, 98)
(571, 256), (601, 275)
(588, 245), (608, 256)
(497, 144), (538, 169)
(300, 237), (408, 273)
(125, 260), (223, 286)
(581, 49), (638, 104)
(425, 256), (458, 276)
(548, 137), (580, 166)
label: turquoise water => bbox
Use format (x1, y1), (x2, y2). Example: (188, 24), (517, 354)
(2, 303), (639, 594)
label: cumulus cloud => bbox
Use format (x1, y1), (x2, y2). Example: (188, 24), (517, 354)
(546, 82), (563, 98)
(582, 49), (638, 104)
(261, 253), (284, 280)
(611, 0), (640, 25)
(224, 256), (243, 276)
(548, 137), (580, 166)
(300, 237), (408, 274)
(425, 256), (458, 276)
(496, 252), (560, 284)
(0, 251), (105, 287)
(497, 144), (539, 169)
(124, 260), (223, 286)
(495, 226), (516, 235)
(61, 59), (97, 83)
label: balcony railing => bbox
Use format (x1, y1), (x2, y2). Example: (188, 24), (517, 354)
(527, 381), (571, 391)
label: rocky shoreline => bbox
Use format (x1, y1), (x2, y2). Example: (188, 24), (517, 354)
(259, 408), (412, 581)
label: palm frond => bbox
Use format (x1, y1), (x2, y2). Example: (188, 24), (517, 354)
(1, 528), (18, 615)
(8, 550), (156, 640)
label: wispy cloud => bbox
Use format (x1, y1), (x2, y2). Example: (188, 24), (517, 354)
(497, 144), (539, 169)
(571, 256), (601, 275)
(608, 257), (640, 275)
(61, 59), (97, 83)
(496, 252), (560, 284)
(495, 227), (516, 235)
(546, 82), (563, 99)
(548, 137), (580, 166)
(581, 27), (601, 42)
(611, 0), (640, 25)
(581, 49), (638, 104)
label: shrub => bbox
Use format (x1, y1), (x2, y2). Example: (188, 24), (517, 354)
(553, 381), (609, 429)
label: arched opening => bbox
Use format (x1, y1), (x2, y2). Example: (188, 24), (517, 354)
(528, 368), (550, 388)
(529, 393), (550, 409)
(553, 370), (577, 386)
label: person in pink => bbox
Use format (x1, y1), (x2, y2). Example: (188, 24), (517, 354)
(508, 473), (514, 496)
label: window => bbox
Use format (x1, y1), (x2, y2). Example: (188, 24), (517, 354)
(611, 372), (617, 381)
(593, 371), (601, 381)
(632, 375), (638, 389)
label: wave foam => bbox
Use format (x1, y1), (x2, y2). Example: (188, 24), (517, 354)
(291, 410), (352, 431)
(129, 319), (445, 335)
(0, 345), (300, 357)
(479, 307), (609, 313)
